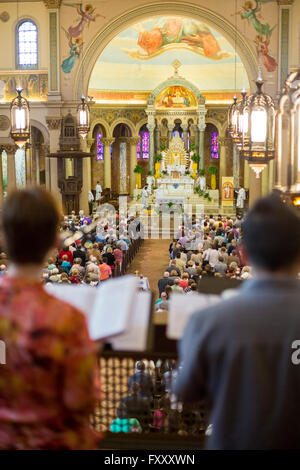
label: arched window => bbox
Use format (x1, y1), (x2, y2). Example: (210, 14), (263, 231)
(137, 125), (149, 159)
(96, 132), (104, 160)
(17, 20), (38, 69)
(211, 131), (219, 159)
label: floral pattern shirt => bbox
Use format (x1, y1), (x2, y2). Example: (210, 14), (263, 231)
(0, 276), (101, 449)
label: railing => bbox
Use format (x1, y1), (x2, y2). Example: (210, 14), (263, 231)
(112, 236), (143, 277)
(92, 351), (207, 450)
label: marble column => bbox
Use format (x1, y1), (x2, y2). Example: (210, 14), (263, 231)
(46, 2), (61, 101)
(86, 137), (95, 192)
(218, 137), (229, 189)
(249, 168), (262, 207)
(182, 124), (188, 150)
(233, 144), (240, 189)
(5, 144), (17, 194)
(79, 138), (90, 215)
(167, 124), (173, 145)
(198, 125), (205, 170)
(268, 160), (274, 192)
(155, 125), (160, 155)
(46, 117), (62, 209)
(261, 165), (269, 197)
(244, 160), (250, 190)
(194, 124), (199, 155)
(129, 137), (140, 195)
(148, 125), (155, 174)
(102, 138), (115, 190)
(33, 144), (40, 185)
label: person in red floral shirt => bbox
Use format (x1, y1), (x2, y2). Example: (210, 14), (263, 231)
(0, 188), (101, 450)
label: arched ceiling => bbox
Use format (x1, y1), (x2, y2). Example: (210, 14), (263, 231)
(88, 16), (250, 105)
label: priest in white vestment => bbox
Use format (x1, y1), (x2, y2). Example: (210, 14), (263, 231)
(236, 186), (246, 209)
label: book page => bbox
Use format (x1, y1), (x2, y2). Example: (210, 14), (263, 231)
(45, 284), (97, 321)
(110, 290), (152, 351)
(167, 292), (221, 340)
(88, 275), (138, 341)
(45, 275), (138, 341)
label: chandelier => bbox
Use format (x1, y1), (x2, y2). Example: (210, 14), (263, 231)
(240, 79), (275, 178)
(275, 69), (300, 205)
(10, 87), (30, 149)
(77, 96), (90, 139)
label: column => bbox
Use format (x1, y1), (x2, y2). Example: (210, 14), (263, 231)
(148, 125), (155, 174)
(79, 138), (89, 215)
(155, 125), (160, 155)
(198, 125), (205, 170)
(129, 137), (140, 196)
(119, 138), (128, 195)
(249, 168), (262, 207)
(268, 160), (274, 193)
(244, 160), (250, 190)
(102, 138), (115, 190)
(86, 138), (95, 192)
(233, 144), (240, 189)
(182, 124), (188, 149)
(278, 0), (294, 90)
(46, 117), (62, 208)
(33, 144), (40, 185)
(261, 165), (269, 197)
(194, 124), (199, 155)
(46, 1), (62, 100)
(5, 144), (17, 194)
(167, 124), (173, 145)
(218, 137), (229, 189)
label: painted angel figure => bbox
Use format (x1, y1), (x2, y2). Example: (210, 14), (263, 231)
(233, 1), (276, 39)
(63, 3), (105, 38)
(61, 34), (83, 74)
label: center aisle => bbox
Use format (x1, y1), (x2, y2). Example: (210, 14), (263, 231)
(127, 238), (171, 299)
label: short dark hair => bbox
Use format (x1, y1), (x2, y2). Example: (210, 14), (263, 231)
(242, 194), (300, 271)
(2, 188), (60, 264)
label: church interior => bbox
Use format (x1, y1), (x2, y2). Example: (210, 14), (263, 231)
(0, 0), (300, 454)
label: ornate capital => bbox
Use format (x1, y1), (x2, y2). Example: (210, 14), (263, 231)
(129, 137), (141, 146)
(101, 138), (115, 147)
(218, 137), (231, 147)
(43, 0), (62, 8)
(0, 143), (17, 154)
(46, 116), (61, 130)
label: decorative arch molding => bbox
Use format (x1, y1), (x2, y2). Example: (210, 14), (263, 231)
(110, 118), (136, 138)
(205, 118), (222, 135)
(74, 2), (258, 99)
(148, 77), (205, 106)
(30, 119), (50, 144)
(135, 118), (148, 135)
(89, 118), (111, 139)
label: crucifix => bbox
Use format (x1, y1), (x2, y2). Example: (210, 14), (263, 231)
(172, 59), (182, 77)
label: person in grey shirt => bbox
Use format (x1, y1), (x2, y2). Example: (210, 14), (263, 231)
(213, 256), (228, 276)
(175, 194), (300, 449)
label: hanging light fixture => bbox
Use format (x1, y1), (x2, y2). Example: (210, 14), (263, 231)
(240, 78), (275, 178)
(77, 96), (90, 139)
(228, 95), (239, 137)
(235, 89), (248, 148)
(10, 87), (30, 149)
(275, 69), (300, 206)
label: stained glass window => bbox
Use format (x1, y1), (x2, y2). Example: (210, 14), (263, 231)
(97, 132), (104, 160)
(137, 139), (141, 160)
(137, 131), (149, 159)
(142, 131), (149, 159)
(211, 131), (219, 159)
(17, 21), (38, 69)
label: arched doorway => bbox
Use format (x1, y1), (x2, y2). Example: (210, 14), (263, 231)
(112, 123), (132, 194)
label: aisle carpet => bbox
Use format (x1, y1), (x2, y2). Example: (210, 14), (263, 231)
(127, 238), (171, 299)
